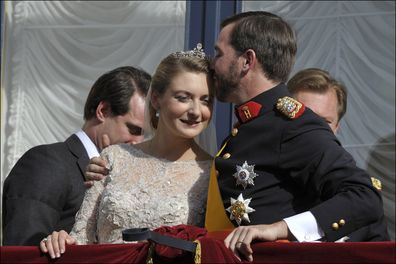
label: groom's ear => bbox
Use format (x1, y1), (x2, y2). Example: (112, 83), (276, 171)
(242, 49), (257, 73)
(96, 101), (110, 122)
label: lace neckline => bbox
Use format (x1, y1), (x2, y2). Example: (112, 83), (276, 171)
(127, 144), (212, 164)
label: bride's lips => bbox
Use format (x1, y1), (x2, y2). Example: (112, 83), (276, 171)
(180, 119), (200, 126)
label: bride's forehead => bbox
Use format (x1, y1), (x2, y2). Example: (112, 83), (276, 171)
(164, 73), (210, 96)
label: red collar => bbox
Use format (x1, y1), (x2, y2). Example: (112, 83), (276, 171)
(234, 101), (262, 124)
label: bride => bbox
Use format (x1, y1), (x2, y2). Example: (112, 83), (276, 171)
(40, 44), (215, 259)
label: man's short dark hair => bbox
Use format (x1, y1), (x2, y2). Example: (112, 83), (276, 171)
(221, 11), (297, 83)
(83, 66), (151, 120)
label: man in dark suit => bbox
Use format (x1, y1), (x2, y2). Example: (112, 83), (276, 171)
(288, 68), (389, 241)
(2, 66), (151, 245)
(205, 11), (386, 262)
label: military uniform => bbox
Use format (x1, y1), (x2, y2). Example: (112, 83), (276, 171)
(205, 83), (387, 242)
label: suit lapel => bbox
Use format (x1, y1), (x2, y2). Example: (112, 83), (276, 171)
(65, 134), (90, 181)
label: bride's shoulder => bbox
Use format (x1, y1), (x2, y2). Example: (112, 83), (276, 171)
(102, 143), (134, 154)
(198, 152), (213, 162)
(195, 147), (213, 162)
(100, 144), (142, 165)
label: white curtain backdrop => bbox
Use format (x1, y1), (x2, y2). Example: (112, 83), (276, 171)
(243, 1), (395, 240)
(1, 1), (217, 186)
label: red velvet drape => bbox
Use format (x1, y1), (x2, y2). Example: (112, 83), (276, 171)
(2, 241), (395, 263)
(2, 225), (395, 263)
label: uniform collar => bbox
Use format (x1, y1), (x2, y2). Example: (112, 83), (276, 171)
(234, 83), (290, 124)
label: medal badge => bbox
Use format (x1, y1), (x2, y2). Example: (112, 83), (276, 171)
(276, 96), (305, 119)
(226, 193), (255, 225)
(233, 161), (258, 189)
(371, 177), (382, 191)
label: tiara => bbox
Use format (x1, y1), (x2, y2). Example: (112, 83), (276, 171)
(172, 43), (206, 58)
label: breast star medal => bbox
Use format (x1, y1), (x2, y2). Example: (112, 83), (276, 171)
(226, 193), (255, 225)
(233, 161), (258, 189)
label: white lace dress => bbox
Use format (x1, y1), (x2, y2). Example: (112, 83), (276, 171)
(70, 144), (211, 244)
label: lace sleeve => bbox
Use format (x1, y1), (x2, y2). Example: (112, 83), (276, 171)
(70, 149), (114, 244)
(70, 179), (104, 244)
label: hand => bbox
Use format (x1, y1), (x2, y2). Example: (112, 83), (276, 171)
(84, 157), (109, 188)
(39, 230), (76, 259)
(224, 221), (289, 262)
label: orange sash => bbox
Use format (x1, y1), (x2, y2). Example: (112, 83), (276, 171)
(205, 141), (234, 232)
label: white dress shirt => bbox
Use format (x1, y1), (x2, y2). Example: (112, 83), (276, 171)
(284, 211), (325, 242)
(75, 130), (100, 159)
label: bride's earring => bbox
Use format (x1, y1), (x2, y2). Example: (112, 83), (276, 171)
(155, 110), (160, 118)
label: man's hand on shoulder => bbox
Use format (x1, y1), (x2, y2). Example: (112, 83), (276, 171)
(84, 157), (109, 188)
(85, 133), (111, 188)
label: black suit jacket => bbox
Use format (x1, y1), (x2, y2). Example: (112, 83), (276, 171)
(2, 134), (89, 245)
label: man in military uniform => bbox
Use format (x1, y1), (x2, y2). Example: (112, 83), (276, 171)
(206, 11), (386, 262)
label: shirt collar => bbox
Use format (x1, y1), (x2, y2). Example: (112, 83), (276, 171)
(75, 130), (100, 159)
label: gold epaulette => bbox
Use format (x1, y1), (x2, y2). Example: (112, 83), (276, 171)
(276, 96), (305, 119)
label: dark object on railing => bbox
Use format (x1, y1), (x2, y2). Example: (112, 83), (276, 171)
(122, 228), (197, 253)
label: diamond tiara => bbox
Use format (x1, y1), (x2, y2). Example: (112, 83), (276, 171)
(172, 43), (206, 58)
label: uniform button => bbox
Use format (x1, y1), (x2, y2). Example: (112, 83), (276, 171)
(339, 219), (345, 226)
(304, 234), (311, 241)
(371, 177), (382, 191)
(231, 128), (238, 136)
(332, 223), (339, 230)
(223, 153), (231, 159)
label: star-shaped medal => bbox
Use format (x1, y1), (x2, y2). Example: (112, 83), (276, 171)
(233, 161), (258, 189)
(226, 193), (255, 225)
